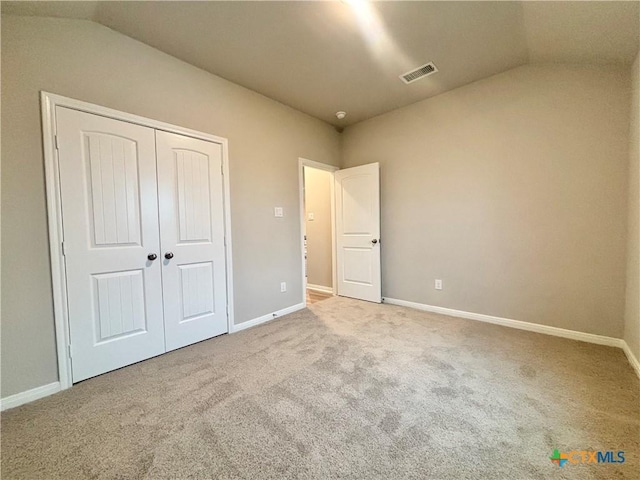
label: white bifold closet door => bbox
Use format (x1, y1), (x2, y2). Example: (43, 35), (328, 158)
(56, 107), (227, 382)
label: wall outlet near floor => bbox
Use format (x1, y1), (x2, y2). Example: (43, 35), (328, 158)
(274, 207), (284, 217)
(280, 282), (287, 293)
(435, 279), (443, 290)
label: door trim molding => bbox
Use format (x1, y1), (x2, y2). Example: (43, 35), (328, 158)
(41, 91), (235, 392)
(298, 158), (339, 308)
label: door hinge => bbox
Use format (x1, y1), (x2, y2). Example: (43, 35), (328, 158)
(68, 345), (72, 358)
(61, 241), (66, 256)
(54, 135), (60, 150)
(220, 162), (224, 175)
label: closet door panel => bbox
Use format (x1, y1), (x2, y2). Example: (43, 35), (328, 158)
(156, 131), (228, 350)
(56, 107), (166, 382)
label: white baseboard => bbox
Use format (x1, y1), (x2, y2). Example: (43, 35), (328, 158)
(383, 297), (640, 378)
(383, 297), (625, 348)
(0, 381), (61, 411)
(306, 284), (334, 295)
(621, 341), (640, 378)
(231, 302), (305, 333)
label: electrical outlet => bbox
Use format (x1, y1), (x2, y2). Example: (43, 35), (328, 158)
(280, 282), (287, 293)
(435, 279), (443, 290)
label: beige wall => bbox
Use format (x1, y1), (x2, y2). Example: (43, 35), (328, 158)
(624, 51), (640, 362)
(342, 64), (631, 338)
(1, 15), (635, 400)
(0, 16), (340, 397)
(304, 167), (333, 289)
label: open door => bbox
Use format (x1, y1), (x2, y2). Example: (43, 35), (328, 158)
(334, 163), (381, 303)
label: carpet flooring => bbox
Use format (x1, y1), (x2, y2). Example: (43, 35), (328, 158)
(1, 297), (639, 479)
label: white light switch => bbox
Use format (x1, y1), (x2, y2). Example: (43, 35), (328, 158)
(280, 282), (287, 292)
(435, 279), (443, 290)
(308, 212), (314, 221)
(274, 207), (283, 217)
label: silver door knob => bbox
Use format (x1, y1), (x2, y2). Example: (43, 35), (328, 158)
(147, 253), (157, 261)
(371, 239), (378, 244)
(164, 252), (174, 260)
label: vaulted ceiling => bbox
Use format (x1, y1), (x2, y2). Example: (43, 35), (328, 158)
(3, 1), (639, 126)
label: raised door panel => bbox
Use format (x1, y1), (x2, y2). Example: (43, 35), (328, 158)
(85, 133), (142, 246)
(341, 175), (374, 236)
(179, 262), (215, 321)
(93, 270), (146, 341)
(343, 248), (374, 286)
(175, 150), (213, 243)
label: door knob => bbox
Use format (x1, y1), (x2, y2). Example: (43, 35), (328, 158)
(147, 253), (157, 261)
(371, 239), (378, 244)
(164, 252), (174, 260)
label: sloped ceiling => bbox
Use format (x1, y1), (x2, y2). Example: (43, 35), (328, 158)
(3, 1), (639, 126)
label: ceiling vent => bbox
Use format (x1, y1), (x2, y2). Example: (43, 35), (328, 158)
(400, 62), (438, 84)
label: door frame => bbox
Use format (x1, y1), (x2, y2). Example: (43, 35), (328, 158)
(41, 91), (235, 390)
(298, 158), (339, 306)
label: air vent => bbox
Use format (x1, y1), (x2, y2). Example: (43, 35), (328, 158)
(400, 62), (438, 84)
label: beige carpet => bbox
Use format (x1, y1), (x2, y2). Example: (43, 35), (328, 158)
(1, 297), (638, 479)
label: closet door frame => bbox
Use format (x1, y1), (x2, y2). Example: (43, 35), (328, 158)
(41, 91), (235, 391)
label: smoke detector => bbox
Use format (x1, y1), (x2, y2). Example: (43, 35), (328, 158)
(335, 111), (347, 120)
(400, 62), (438, 84)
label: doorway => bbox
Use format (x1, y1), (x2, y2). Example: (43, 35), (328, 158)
(298, 158), (382, 306)
(298, 158), (338, 306)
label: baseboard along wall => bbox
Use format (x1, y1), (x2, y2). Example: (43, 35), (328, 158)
(383, 297), (640, 379)
(0, 382), (61, 412)
(306, 284), (333, 294)
(231, 302), (306, 333)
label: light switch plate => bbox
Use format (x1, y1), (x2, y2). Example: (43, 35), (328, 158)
(308, 212), (314, 221)
(274, 207), (283, 217)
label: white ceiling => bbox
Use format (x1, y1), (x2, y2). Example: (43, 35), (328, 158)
(3, 1), (639, 126)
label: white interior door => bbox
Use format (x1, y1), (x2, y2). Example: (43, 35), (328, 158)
(156, 131), (228, 351)
(56, 107), (166, 382)
(335, 163), (381, 303)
